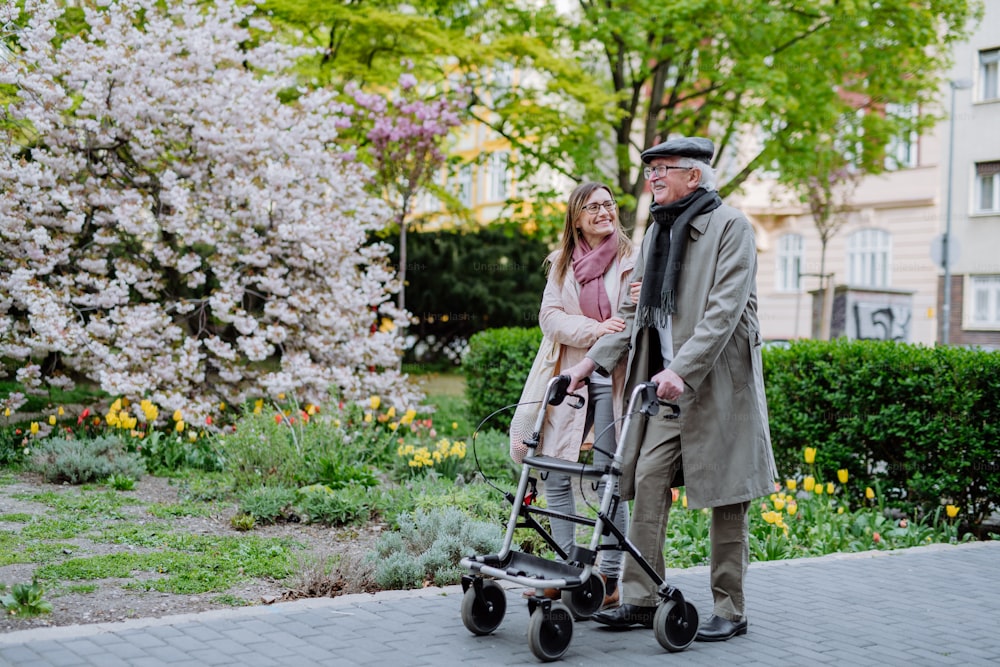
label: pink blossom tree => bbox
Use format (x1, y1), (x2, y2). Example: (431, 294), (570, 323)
(345, 71), (465, 313)
(0, 0), (417, 425)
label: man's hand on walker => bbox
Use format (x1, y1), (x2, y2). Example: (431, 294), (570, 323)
(650, 368), (685, 401)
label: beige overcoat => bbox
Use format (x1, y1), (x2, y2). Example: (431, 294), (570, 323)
(588, 203), (778, 508)
(537, 249), (636, 461)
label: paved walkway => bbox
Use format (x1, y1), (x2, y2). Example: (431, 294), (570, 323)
(1, 541), (998, 666)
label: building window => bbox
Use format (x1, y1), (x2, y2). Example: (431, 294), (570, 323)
(846, 228), (891, 288)
(775, 233), (803, 292)
(488, 151), (509, 201)
(980, 48), (1000, 101)
(975, 161), (1000, 213)
(884, 103), (918, 169)
(456, 164), (472, 208)
(968, 275), (1000, 327)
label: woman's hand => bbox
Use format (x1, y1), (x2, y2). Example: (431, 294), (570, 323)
(597, 316), (626, 336)
(629, 281), (642, 303)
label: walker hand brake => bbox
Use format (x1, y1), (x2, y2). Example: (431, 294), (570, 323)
(549, 375), (587, 409)
(639, 381), (680, 419)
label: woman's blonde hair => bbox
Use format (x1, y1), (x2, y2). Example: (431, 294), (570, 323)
(548, 181), (632, 286)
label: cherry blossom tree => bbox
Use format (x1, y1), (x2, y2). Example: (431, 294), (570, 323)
(0, 0), (417, 425)
(345, 70), (465, 313)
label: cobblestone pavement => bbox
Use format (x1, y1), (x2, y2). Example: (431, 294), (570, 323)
(1, 541), (998, 666)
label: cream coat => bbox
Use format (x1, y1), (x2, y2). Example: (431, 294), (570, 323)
(588, 203), (778, 508)
(538, 249), (636, 461)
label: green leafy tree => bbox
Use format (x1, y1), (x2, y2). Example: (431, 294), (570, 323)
(259, 0), (980, 231)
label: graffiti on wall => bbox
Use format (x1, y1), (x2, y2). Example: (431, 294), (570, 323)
(852, 302), (912, 341)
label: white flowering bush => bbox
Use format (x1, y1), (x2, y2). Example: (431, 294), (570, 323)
(0, 0), (418, 425)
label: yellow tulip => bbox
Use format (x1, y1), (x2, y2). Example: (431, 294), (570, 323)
(865, 487), (875, 500)
(370, 395), (381, 410)
(363, 412), (373, 423)
(175, 420), (185, 433)
(786, 502), (797, 516)
(814, 484), (824, 495)
(786, 479), (797, 491)
(400, 408), (417, 426)
(681, 495), (688, 508)
(30, 422), (39, 435)
(452, 422), (458, 430)
(804, 447), (816, 464)
(803, 476), (815, 492)
(48, 415), (56, 425)
(773, 498), (786, 511)
(826, 482), (835, 494)
(945, 504), (959, 518)
(386, 406), (396, 418)
(57, 406), (65, 416)
(837, 506), (845, 514)
(3, 407), (9, 417)
(173, 409), (182, 421)
(837, 469), (849, 484)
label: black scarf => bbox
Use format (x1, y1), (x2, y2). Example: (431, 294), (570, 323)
(636, 188), (722, 327)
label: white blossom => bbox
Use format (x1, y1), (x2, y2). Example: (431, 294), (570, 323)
(0, 0), (415, 420)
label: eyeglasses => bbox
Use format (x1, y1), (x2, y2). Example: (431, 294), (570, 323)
(582, 201), (617, 214)
(643, 165), (692, 179)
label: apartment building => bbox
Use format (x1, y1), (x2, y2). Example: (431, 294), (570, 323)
(738, 0), (1000, 348)
(940, 0), (1000, 348)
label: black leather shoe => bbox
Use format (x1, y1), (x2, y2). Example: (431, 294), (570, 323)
(591, 603), (655, 629)
(695, 614), (748, 641)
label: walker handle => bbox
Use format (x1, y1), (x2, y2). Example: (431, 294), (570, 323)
(549, 375), (587, 410)
(639, 381), (680, 419)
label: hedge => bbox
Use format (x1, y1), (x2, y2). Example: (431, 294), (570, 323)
(463, 326), (543, 431)
(763, 339), (1000, 529)
(465, 329), (1000, 529)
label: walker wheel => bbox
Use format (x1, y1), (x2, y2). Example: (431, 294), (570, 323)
(653, 599), (699, 652)
(461, 579), (507, 636)
(527, 602), (574, 662)
(561, 575), (604, 620)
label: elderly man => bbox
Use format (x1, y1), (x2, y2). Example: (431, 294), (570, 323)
(564, 137), (777, 642)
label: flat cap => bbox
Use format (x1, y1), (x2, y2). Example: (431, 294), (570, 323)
(641, 136), (714, 164)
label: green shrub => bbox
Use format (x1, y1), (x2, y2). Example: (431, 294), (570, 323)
(763, 339), (1000, 528)
(220, 405), (384, 492)
(399, 224), (549, 366)
(293, 484), (372, 526)
(138, 430), (222, 473)
(105, 473), (136, 491)
(463, 326), (543, 431)
(230, 513), (256, 531)
(0, 578), (53, 616)
(220, 412), (304, 490)
(29, 435), (145, 485)
(238, 486), (297, 524)
(0, 426), (27, 466)
(367, 506), (502, 589)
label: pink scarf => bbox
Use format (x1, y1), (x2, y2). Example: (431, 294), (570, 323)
(572, 234), (618, 321)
